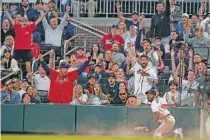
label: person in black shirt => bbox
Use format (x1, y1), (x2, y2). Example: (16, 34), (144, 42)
(1, 19), (15, 44)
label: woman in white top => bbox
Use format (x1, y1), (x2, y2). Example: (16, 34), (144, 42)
(71, 84), (88, 105)
(1, 49), (19, 77)
(87, 44), (103, 64)
(163, 80), (179, 106)
(1, 35), (14, 57)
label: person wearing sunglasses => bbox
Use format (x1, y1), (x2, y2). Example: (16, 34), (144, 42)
(111, 89), (128, 105)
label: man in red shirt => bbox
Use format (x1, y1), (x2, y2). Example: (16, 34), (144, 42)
(4, 6), (47, 78)
(101, 24), (124, 51)
(38, 54), (92, 104)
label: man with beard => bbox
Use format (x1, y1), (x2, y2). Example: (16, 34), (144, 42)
(17, 0), (35, 21)
(116, 2), (139, 30)
(38, 54), (91, 104)
(129, 55), (158, 103)
(146, 89), (183, 138)
(193, 54), (203, 71)
(111, 43), (125, 66)
(1, 79), (21, 104)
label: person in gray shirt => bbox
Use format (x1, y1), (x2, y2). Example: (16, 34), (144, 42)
(169, 0), (182, 30)
(111, 43), (125, 66)
(184, 25), (210, 62)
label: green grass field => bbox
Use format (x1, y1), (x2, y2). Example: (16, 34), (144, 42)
(1, 135), (205, 140)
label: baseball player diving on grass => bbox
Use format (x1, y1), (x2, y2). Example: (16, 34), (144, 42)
(145, 89), (184, 138)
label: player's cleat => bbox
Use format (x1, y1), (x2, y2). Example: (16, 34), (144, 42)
(173, 128), (184, 139)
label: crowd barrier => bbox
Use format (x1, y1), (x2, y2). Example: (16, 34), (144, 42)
(1, 104), (202, 137)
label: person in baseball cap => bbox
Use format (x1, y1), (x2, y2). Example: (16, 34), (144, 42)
(132, 11), (139, 16)
(145, 89), (156, 103)
(36, 0), (43, 5)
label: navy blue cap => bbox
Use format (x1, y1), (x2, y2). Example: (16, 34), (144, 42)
(59, 60), (70, 68)
(21, 78), (28, 83)
(145, 89), (156, 95)
(112, 24), (119, 29)
(88, 74), (96, 79)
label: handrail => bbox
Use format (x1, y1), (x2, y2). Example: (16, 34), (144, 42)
(71, 22), (103, 38)
(65, 46), (80, 56)
(70, 18), (106, 35)
(0, 69), (22, 81)
(31, 50), (53, 73)
(63, 34), (85, 59)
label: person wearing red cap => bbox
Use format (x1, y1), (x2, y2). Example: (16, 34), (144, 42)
(38, 54), (92, 104)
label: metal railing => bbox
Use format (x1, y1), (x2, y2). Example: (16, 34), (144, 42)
(60, 0), (210, 17)
(63, 34), (87, 59)
(31, 50), (55, 73)
(0, 69), (23, 81)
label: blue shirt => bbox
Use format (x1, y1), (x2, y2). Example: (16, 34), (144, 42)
(1, 91), (21, 104)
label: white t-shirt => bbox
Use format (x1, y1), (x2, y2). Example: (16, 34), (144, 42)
(131, 63), (158, 96)
(124, 36), (137, 52)
(151, 98), (170, 122)
(34, 74), (51, 91)
(144, 96), (167, 105)
(72, 94), (88, 105)
(163, 91), (180, 105)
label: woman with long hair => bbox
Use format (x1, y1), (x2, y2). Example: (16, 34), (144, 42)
(22, 93), (31, 104)
(1, 35), (14, 57)
(26, 86), (41, 104)
(88, 44), (103, 64)
(116, 68), (127, 83)
(1, 49), (19, 77)
(195, 62), (206, 79)
(87, 83), (108, 105)
(117, 21), (127, 39)
(71, 84), (88, 105)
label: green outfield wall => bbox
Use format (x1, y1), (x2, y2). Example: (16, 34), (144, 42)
(1, 104), (201, 137)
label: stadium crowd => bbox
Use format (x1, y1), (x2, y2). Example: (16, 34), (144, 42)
(1, 0), (210, 107)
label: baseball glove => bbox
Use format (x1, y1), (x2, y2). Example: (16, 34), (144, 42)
(134, 126), (149, 132)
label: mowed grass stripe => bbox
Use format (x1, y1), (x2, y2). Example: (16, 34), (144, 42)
(1, 135), (204, 140)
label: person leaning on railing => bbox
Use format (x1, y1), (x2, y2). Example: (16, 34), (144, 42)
(37, 53), (93, 104)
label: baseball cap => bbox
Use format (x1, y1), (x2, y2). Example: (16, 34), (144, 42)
(132, 11), (139, 15)
(108, 73), (116, 79)
(21, 78), (28, 83)
(182, 13), (189, 18)
(36, 0), (43, 5)
(112, 24), (119, 29)
(145, 89), (156, 95)
(59, 60), (70, 68)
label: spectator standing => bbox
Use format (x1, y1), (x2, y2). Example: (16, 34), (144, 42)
(169, 0), (182, 30)
(128, 55), (158, 103)
(111, 43), (125, 66)
(116, 1), (139, 30)
(31, 0), (45, 43)
(42, 6), (70, 55)
(46, 0), (59, 23)
(4, 6), (47, 79)
(1, 80), (21, 104)
(184, 25), (210, 62)
(1, 19), (15, 44)
(17, 0), (35, 21)
(62, 14), (74, 41)
(2, 3), (18, 22)
(33, 66), (50, 103)
(38, 54), (91, 104)
(124, 25), (137, 52)
(150, 0), (170, 45)
(101, 25), (123, 51)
